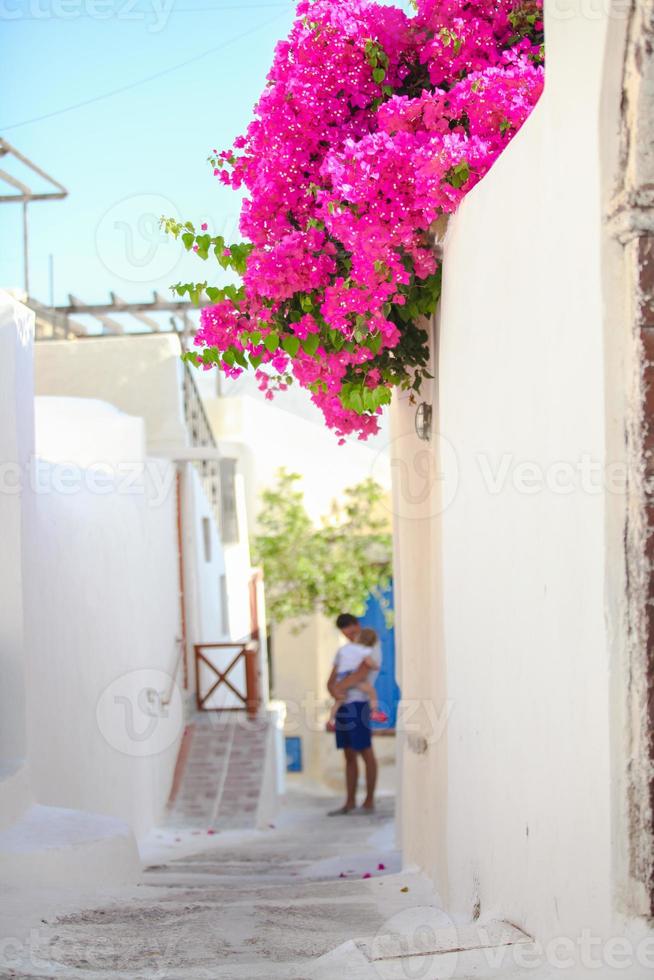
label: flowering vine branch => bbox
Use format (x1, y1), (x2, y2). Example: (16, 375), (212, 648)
(164, 0), (544, 441)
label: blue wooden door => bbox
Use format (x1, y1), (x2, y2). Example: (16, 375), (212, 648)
(359, 582), (400, 730)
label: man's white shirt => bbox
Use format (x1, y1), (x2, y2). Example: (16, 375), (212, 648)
(333, 641), (381, 704)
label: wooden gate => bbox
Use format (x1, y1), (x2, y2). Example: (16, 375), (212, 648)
(194, 640), (260, 717)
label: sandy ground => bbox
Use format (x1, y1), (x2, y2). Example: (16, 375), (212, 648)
(0, 790), (427, 979)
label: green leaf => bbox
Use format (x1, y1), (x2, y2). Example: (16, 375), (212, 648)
(444, 160), (470, 189)
(368, 332), (383, 355)
(195, 234), (211, 260)
(373, 67), (386, 83)
(302, 334), (320, 357)
(362, 387), (377, 412)
(349, 388), (364, 413)
(264, 331), (280, 353)
(328, 329), (345, 351)
(282, 335), (301, 357)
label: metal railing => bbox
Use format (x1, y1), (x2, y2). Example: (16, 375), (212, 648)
(182, 362), (222, 524)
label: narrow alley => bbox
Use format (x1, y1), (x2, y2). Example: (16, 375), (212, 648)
(3, 3), (654, 978)
(2, 785), (543, 980)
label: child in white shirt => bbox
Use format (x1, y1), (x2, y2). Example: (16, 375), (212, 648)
(326, 627), (388, 730)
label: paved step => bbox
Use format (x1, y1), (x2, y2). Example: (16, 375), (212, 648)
(3, 794), (595, 980)
(165, 713), (269, 831)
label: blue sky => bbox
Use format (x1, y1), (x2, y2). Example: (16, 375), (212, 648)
(0, 2), (296, 304)
(0, 0), (396, 448)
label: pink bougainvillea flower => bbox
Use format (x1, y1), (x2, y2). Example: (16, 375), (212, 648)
(180, 0), (543, 439)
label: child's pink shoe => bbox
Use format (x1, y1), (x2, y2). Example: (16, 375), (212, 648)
(370, 709), (389, 724)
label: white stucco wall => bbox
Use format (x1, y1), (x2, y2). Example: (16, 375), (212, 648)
(0, 292), (35, 821)
(273, 616), (339, 786)
(35, 396), (145, 467)
(222, 472), (255, 644)
(208, 394), (390, 527)
(35, 334), (188, 456)
(395, 2), (625, 947)
(28, 397), (183, 840)
(179, 459), (257, 711)
(182, 462), (228, 645)
(0, 298), (142, 886)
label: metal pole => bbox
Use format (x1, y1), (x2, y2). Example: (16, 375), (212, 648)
(182, 311), (191, 353)
(22, 200), (29, 296)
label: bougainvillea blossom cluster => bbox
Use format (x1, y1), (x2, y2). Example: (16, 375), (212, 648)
(167, 0), (544, 440)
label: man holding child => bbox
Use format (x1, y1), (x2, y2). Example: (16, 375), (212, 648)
(326, 612), (387, 816)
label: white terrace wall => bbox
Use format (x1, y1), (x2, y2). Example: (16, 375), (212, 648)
(394, 2), (625, 946)
(0, 293), (35, 824)
(29, 397), (183, 840)
(0, 296), (140, 887)
(209, 393), (390, 527)
(35, 334), (188, 456)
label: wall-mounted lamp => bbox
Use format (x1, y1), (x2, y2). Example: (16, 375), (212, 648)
(415, 402), (432, 441)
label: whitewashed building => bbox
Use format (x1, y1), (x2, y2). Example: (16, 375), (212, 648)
(203, 374), (395, 791)
(0, 300), (280, 887)
(391, 1), (654, 968)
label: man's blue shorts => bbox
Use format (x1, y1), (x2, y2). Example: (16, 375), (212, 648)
(334, 701), (372, 752)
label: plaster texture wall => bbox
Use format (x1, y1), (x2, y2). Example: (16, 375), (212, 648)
(273, 616), (340, 786)
(182, 462), (228, 646)
(181, 462), (253, 709)
(35, 335), (255, 706)
(35, 396), (145, 467)
(28, 397), (183, 841)
(35, 334), (188, 455)
(393, 1), (630, 946)
(0, 296), (141, 887)
(0, 292), (33, 788)
(207, 394), (390, 527)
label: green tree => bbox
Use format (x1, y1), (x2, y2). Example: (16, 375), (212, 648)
(253, 469), (392, 625)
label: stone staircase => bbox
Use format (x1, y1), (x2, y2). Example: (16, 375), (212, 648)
(4, 794), (546, 980)
(165, 712), (270, 831)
